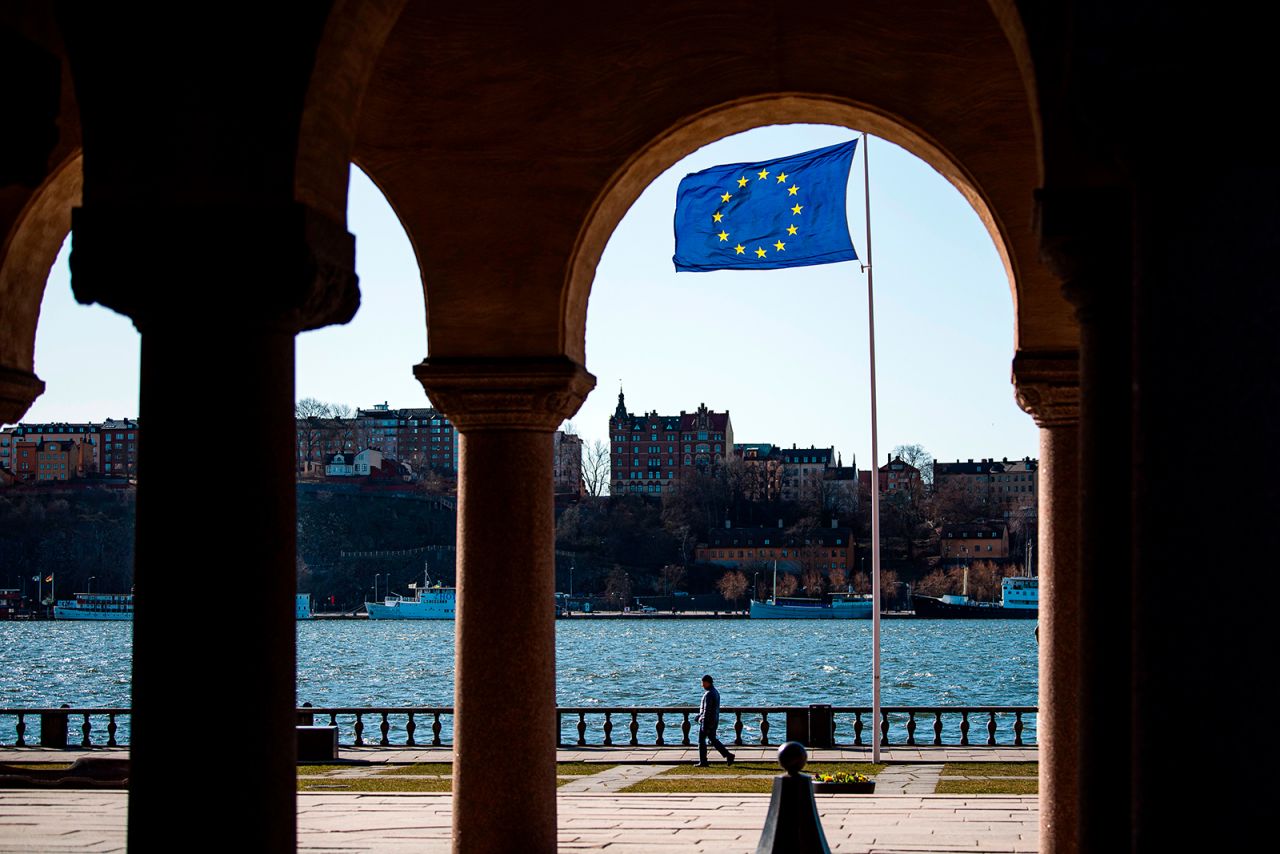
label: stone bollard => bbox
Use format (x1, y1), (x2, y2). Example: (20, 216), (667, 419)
(755, 741), (831, 854)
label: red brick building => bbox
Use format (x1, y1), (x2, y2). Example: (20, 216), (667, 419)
(609, 391), (732, 496)
(859, 454), (922, 499)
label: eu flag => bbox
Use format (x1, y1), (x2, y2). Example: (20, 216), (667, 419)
(673, 139), (858, 272)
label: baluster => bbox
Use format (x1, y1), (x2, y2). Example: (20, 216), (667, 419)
(933, 711), (943, 746)
(380, 712), (391, 746)
(432, 712), (442, 746)
(15, 713), (26, 747)
(853, 711), (863, 747)
(880, 710), (889, 747)
(107, 713), (118, 747)
(328, 711), (338, 727)
(1014, 711), (1024, 747)
(680, 712), (691, 746)
(603, 712), (613, 746)
(81, 713), (92, 747)
(406, 713), (417, 747)
(733, 712), (744, 746)
(576, 712), (587, 746)
(906, 711), (917, 746)
(960, 711), (970, 746)
(629, 711), (639, 746)
(759, 712), (770, 745)
(655, 712), (665, 746)
(354, 713), (365, 746)
(987, 711), (997, 746)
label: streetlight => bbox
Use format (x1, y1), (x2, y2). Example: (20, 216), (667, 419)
(373, 573), (382, 603)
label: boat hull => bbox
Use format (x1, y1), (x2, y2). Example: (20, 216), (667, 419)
(749, 600), (871, 619)
(365, 597), (456, 620)
(911, 595), (1037, 619)
(52, 607), (132, 621)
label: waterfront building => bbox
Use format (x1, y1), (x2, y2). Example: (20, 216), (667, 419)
(552, 430), (583, 496)
(0, 426), (13, 471)
(696, 520), (855, 574)
(939, 521), (1010, 559)
(35, 439), (83, 481)
(778, 444), (836, 503)
(859, 454), (923, 500)
(98, 419), (139, 478)
(609, 390), (732, 496)
(11, 421), (102, 474)
(735, 443), (783, 501)
(935, 456), (1039, 515)
(396, 407), (458, 473)
(325, 447), (383, 477)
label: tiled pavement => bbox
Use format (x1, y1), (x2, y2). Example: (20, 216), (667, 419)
(0, 790), (1039, 853)
(1, 747), (1038, 851)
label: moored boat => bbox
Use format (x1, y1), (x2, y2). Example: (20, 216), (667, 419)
(365, 586), (456, 619)
(53, 592), (133, 621)
(749, 593), (872, 619)
(911, 576), (1038, 619)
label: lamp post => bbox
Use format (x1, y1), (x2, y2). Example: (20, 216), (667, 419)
(88, 576), (95, 593)
(374, 573), (381, 603)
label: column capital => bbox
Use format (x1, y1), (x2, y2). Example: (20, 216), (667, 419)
(0, 365), (45, 424)
(1012, 350), (1079, 428)
(414, 356), (596, 432)
(68, 201), (358, 334)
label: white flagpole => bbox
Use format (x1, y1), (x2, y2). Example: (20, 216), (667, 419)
(861, 131), (882, 764)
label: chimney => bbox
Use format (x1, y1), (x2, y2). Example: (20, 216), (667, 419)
(831, 518), (838, 529)
(778, 519), (784, 528)
(967, 458), (973, 463)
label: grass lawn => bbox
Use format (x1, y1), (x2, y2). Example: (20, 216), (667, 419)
(935, 778), (1038, 795)
(371, 762), (613, 777)
(623, 777), (777, 794)
(660, 762), (884, 777)
(298, 777), (579, 792)
(0, 763), (74, 771)
(939, 762), (1038, 777)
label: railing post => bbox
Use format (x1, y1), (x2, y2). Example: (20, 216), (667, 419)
(733, 711), (744, 746)
(680, 712), (690, 746)
(380, 712), (390, 746)
(406, 712), (417, 747)
(629, 711), (639, 746)
(1014, 711), (1024, 747)
(354, 713), (365, 746)
(987, 711), (997, 746)
(432, 712), (443, 746)
(655, 712), (665, 746)
(760, 712), (771, 745)
(107, 713), (118, 747)
(933, 711), (943, 746)
(15, 712), (26, 747)
(906, 711), (917, 746)
(603, 712), (613, 746)
(853, 711), (863, 747)
(960, 711), (970, 746)
(81, 713), (92, 747)
(576, 711), (587, 746)
(556, 710), (563, 746)
(880, 710), (889, 747)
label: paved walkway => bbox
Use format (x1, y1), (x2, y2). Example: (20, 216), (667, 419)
(872, 764), (945, 795)
(0, 791), (1039, 852)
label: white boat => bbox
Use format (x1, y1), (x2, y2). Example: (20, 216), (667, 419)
(365, 565), (455, 620)
(747, 560), (872, 619)
(53, 592), (133, 620)
(749, 593), (872, 619)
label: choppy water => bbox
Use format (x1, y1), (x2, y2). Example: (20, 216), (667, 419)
(1, 619), (1037, 744)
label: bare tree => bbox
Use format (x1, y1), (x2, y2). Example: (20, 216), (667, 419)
(892, 443), (935, 488)
(716, 570), (749, 611)
(776, 572), (799, 597)
(604, 566), (633, 610)
(828, 564), (849, 592)
(659, 563), (686, 595)
(581, 440), (611, 497)
(800, 568), (826, 597)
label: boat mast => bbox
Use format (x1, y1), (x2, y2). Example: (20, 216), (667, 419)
(772, 560), (777, 603)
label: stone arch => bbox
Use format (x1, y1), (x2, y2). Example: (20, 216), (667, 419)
(0, 149), (81, 420)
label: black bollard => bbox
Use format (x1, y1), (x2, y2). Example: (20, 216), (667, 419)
(755, 741), (831, 854)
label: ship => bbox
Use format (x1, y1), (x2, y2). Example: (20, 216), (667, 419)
(749, 592), (873, 619)
(748, 561), (872, 619)
(910, 576), (1038, 619)
(365, 564), (455, 620)
(53, 592), (134, 620)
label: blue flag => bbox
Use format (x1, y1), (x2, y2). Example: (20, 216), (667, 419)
(673, 139), (858, 272)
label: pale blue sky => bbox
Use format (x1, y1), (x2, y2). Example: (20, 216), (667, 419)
(19, 124), (1035, 468)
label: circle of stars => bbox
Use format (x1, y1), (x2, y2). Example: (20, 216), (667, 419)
(711, 168), (802, 260)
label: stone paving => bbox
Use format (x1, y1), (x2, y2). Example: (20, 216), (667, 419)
(0, 790), (1039, 852)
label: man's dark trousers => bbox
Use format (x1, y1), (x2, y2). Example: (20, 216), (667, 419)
(699, 725), (731, 764)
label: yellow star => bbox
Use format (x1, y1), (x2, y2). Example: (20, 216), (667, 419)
(737, 176), (749, 188)
(776, 172), (788, 183)
(721, 192), (733, 203)
(712, 211), (723, 223)
(755, 246), (767, 258)
(734, 244), (746, 255)
(787, 224), (798, 235)
(774, 240), (786, 251)
(718, 230), (730, 242)
(788, 184), (799, 196)
(791, 203), (803, 215)
(757, 169), (769, 180)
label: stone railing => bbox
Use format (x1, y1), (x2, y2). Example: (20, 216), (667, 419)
(0, 704), (1036, 749)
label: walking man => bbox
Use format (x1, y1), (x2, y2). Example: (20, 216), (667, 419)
(696, 674), (735, 767)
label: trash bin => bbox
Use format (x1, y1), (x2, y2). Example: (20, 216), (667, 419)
(40, 704), (70, 749)
(808, 704), (834, 748)
(785, 708), (809, 744)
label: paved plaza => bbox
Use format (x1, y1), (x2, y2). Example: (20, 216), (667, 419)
(1, 746), (1038, 852)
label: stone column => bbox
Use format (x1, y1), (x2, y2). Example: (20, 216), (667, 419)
(1036, 187), (1132, 852)
(1013, 352), (1080, 854)
(415, 356), (595, 854)
(0, 366), (44, 424)
(68, 202), (357, 852)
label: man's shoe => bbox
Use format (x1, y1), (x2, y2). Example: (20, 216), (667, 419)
(726, 752), (736, 767)
(694, 762), (710, 767)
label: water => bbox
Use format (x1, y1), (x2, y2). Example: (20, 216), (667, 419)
(0, 619), (1037, 744)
